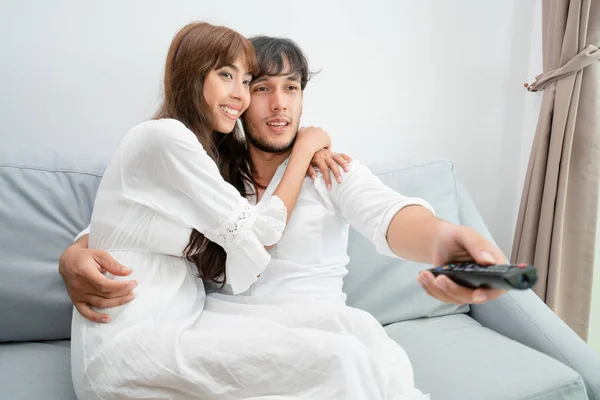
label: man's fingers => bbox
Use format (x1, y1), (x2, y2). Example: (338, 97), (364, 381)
(490, 248), (508, 264)
(418, 276), (446, 301)
(417, 271), (461, 304)
(84, 292), (136, 310)
(83, 281), (137, 300)
(325, 157), (342, 184)
(421, 279), (459, 304)
(420, 271), (507, 305)
(75, 302), (110, 323)
(473, 287), (507, 303)
(94, 250), (132, 276)
(456, 228), (506, 265)
(86, 269), (137, 296)
(433, 275), (481, 303)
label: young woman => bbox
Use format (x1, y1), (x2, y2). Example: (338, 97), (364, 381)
(70, 22), (335, 399)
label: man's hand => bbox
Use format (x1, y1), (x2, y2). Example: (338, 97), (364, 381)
(58, 235), (137, 323)
(417, 223), (508, 305)
(308, 149), (353, 190)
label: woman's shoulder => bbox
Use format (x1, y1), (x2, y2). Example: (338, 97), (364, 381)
(131, 118), (192, 139)
(125, 118), (198, 150)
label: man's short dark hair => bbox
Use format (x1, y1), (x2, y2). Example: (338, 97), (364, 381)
(249, 36), (315, 90)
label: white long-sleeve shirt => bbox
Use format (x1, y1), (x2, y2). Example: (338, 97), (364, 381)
(218, 156), (435, 299)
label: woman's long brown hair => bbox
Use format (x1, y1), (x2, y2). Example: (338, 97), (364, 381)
(153, 22), (257, 285)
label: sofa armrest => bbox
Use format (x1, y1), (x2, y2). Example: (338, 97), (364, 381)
(470, 291), (600, 399)
(456, 179), (600, 399)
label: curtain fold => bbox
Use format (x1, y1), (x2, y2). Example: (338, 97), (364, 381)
(511, 0), (600, 340)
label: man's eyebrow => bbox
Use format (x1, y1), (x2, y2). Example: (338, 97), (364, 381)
(285, 74), (302, 82)
(251, 73), (301, 85)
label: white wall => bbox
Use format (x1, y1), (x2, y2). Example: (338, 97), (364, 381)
(0, 0), (542, 256)
(512, 0), (544, 249)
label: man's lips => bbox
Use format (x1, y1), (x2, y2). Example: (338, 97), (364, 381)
(266, 117), (290, 132)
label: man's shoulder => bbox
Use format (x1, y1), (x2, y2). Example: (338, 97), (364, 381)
(309, 159), (372, 209)
(313, 159), (369, 184)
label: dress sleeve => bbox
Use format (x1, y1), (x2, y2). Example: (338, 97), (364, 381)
(327, 160), (435, 258)
(119, 118), (287, 294)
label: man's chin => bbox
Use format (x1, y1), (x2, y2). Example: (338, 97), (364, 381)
(247, 134), (296, 154)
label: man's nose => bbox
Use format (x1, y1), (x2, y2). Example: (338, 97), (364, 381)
(270, 90), (287, 112)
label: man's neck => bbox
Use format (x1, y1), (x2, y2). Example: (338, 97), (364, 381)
(248, 144), (292, 188)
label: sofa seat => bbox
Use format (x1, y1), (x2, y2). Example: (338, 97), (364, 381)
(385, 313), (588, 400)
(0, 340), (76, 400)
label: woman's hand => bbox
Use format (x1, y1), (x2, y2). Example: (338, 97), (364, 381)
(308, 149), (353, 189)
(294, 126), (331, 155)
(272, 126), (334, 221)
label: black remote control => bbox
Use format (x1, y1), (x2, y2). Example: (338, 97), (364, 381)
(426, 262), (538, 290)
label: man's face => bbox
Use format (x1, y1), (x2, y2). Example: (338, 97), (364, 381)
(242, 62), (303, 153)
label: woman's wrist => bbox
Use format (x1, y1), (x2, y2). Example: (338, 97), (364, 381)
(291, 140), (318, 161)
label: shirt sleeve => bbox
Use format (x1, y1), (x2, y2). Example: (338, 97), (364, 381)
(119, 118), (287, 294)
(326, 160), (435, 258)
(74, 226), (90, 243)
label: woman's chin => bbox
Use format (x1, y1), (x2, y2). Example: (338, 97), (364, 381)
(215, 122), (236, 134)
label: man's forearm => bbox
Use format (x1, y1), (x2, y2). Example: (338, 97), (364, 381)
(385, 205), (445, 264)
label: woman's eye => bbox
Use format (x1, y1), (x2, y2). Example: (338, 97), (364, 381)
(243, 80), (251, 87)
(220, 72), (233, 79)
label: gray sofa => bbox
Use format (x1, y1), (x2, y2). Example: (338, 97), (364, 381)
(1, 147), (599, 400)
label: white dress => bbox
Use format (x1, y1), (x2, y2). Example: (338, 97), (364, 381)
(71, 118), (433, 400)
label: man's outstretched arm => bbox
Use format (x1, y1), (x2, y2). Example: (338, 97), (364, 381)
(386, 205), (505, 266)
(385, 205), (442, 265)
(327, 160), (507, 305)
(386, 205), (508, 304)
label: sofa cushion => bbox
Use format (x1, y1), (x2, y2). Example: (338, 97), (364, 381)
(344, 159), (469, 325)
(386, 313), (588, 400)
(0, 341), (77, 400)
(0, 148), (107, 342)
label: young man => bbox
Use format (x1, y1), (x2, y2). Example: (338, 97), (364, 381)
(60, 36), (507, 398)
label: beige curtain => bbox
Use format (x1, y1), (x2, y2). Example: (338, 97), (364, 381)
(511, 0), (600, 341)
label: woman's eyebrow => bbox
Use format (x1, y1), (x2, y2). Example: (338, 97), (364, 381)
(222, 64), (252, 77)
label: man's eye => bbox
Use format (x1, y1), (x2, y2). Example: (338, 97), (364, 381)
(288, 86), (298, 91)
(254, 86), (268, 92)
(220, 72), (233, 79)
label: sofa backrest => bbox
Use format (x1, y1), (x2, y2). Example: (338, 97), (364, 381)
(0, 148), (479, 342)
(344, 160), (470, 324)
(0, 148), (107, 342)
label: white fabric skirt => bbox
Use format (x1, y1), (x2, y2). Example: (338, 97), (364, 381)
(74, 293), (429, 400)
